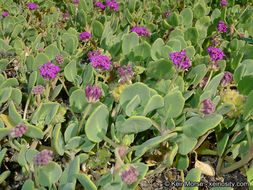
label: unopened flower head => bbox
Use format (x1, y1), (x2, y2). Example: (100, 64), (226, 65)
(121, 165), (139, 185)
(164, 11), (171, 18)
(207, 46), (226, 62)
(80, 32), (92, 40)
(32, 85), (45, 95)
(130, 27), (151, 37)
(55, 54), (63, 65)
(211, 35), (222, 46)
(106, 0), (120, 11)
(85, 85), (102, 102)
(73, 0), (79, 5)
(10, 124), (28, 138)
(63, 13), (70, 19)
(33, 150), (53, 166)
(117, 65), (134, 84)
(39, 62), (60, 80)
(221, 71), (232, 86)
(220, 1), (228, 6)
(200, 98), (216, 115)
(217, 20), (228, 33)
(169, 50), (191, 70)
(2, 11), (9, 18)
(27, 3), (39, 10)
(87, 50), (101, 59)
(94, 2), (106, 10)
(90, 55), (111, 70)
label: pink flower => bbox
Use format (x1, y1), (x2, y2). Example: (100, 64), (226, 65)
(39, 62), (60, 80)
(200, 98), (216, 115)
(121, 165), (139, 185)
(33, 150), (53, 166)
(10, 124), (28, 138)
(85, 85), (102, 102)
(217, 20), (228, 33)
(169, 50), (191, 71)
(220, 1), (228, 6)
(27, 3), (39, 10)
(2, 11), (9, 18)
(80, 32), (92, 40)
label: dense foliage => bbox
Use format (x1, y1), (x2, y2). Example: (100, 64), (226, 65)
(1, 0), (253, 189)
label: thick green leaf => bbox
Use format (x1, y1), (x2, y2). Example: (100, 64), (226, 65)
(184, 168), (201, 190)
(163, 143), (178, 166)
(69, 89), (88, 113)
(183, 114), (223, 138)
(0, 171), (11, 184)
(44, 44), (60, 60)
(76, 174), (96, 189)
(118, 116), (152, 134)
(31, 103), (60, 125)
(238, 76), (253, 95)
(184, 27), (199, 45)
(158, 90), (185, 119)
(217, 133), (229, 156)
(120, 82), (151, 108)
(52, 124), (65, 156)
(176, 154), (189, 171)
(38, 161), (62, 187)
(186, 64), (206, 87)
(60, 156), (80, 188)
(243, 90), (253, 119)
(176, 134), (198, 155)
(122, 32), (139, 55)
(21, 179), (36, 190)
(143, 95), (164, 116)
(0, 128), (10, 140)
(135, 132), (177, 157)
(25, 123), (44, 139)
(64, 61), (77, 82)
(125, 95), (141, 117)
(85, 104), (109, 142)
(147, 59), (176, 80)
(180, 8), (193, 27)
(9, 101), (22, 125)
(92, 20), (104, 38)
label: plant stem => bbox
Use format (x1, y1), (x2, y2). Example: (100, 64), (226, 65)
(102, 134), (118, 148)
(221, 145), (253, 174)
(34, 165), (39, 188)
(181, 170), (185, 189)
(23, 93), (32, 120)
(203, 69), (214, 91)
(151, 120), (162, 133)
(193, 130), (214, 151)
(216, 156), (224, 175)
(57, 76), (69, 96)
(45, 81), (50, 102)
(76, 103), (92, 136)
(167, 71), (178, 94)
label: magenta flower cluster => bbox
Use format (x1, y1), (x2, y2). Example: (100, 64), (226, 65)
(106, 1), (120, 11)
(63, 13), (70, 19)
(39, 62), (60, 80)
(94, 2), (106, 10)
(200, 98), (216, 115)
(207, 46), (226, 62)
(87, 50), (101, 59)
(10, 124), (28, 138)
(85, 85), (102, 103)
(164, 11), (171, 18)
(33, 150), (53, 166)
(2, 11), (9, 18)
(27, 3), (39, 10)
(117, 65), (134, 84)
(32, 85), (45, 95)
(73, 0), (79, 5)
(80, 32), (92, 40)
(221, 71), (233, 86)
(130, 27), (151, 37)
(169, 50), (191, 70)
(220, 1), (228, 6)
(90, 55), (111, 70)
(217, 20), (228, 33)
(55, 54), (63, 65)
(121, 165), (139, 185)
